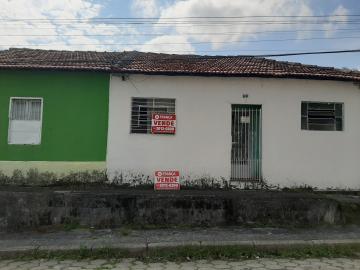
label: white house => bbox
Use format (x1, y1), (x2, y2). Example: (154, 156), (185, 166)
(107, 53), (360, 189)
(1, 49), (359, 189)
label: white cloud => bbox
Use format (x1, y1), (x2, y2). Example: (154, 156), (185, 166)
(139, 35), (195, 54)
(132, 0), (160, 17)
(323, 5), (349, 37)
(0, 0), (352, 54)
(0, 0), (138, 51)
(140, 0), (352, 52)
(156, 0), (314, 49)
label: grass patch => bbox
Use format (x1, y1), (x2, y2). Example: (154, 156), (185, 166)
(1, 244), (360, 262)
(118, 227), (132, 236)
(143, 244), (360, 262)
(116, 224), (195, 231)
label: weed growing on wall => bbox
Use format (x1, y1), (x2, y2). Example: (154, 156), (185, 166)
(0, 168), (273, 189)
(0, 169), (344, 191)
(110, 170), (234, 189)
(111, 171), (153, 187)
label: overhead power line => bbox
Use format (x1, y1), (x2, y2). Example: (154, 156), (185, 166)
(0, 14), (359, 21)
(1, 24), (359, 32)
(3, 20), (360, 26)
(1, 15), (360, 27)
(2, 35), (359, 47)
(0, 28), (359, 37)
(256, 49), (360, 57)
(1, 49), (359, 58)
(2, 19), (359, 22)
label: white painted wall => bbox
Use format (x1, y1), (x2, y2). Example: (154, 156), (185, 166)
(107, 74), (360, 189)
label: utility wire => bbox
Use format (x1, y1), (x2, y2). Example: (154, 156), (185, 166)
(3, 20), (360, 26)
(2, 35), (359, 47)
(2, 19), (359, 22)
(1, 16), (359, 25)
(0, 14), (359, 21)
(1, 22), (359, 30)
(255, 49), (360, 57)
(1, 49), (359, 59)
(0, 28), (359, 37)
(1, 24), (359, 31)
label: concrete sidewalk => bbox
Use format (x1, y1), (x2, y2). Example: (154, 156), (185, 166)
(1, 227), (360, 253)
(2, 258), (360, 270)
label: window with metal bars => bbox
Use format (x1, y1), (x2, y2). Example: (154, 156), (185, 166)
(130, 97), (176, 134)
(301, 102), (343, 131)
(8, 97), (43, 144)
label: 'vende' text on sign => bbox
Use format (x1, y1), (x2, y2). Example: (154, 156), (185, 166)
(151, 113), (176, 134)
(154, 171), (180, 190)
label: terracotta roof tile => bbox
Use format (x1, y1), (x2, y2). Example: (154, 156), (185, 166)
(0, 48), (122, 71)
(0, 48), (359, 82)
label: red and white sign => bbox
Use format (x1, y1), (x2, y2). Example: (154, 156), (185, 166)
(154, 171), (180, 190)
(151, 113), (176, 134)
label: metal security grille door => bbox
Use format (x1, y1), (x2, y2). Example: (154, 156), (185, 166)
(231, 105), (262, 181)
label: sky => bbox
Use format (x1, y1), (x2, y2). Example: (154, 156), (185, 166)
(0, 0), (359, 69)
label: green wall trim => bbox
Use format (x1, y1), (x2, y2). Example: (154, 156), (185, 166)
(0, 70), (109, 161)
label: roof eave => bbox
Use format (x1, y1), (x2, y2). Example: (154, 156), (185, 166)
(111, 69), (360, 83)
(0, 65), (111, 72)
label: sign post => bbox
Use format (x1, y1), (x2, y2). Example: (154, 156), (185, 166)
(151, 113), (176, 134)
(154, 171), (180, 190)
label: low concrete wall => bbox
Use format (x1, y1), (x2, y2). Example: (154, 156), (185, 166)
(0, 189), (359, 232)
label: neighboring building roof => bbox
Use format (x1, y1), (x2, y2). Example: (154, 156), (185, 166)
(0, 48), (359, 82)
(0, 48), (120, 71)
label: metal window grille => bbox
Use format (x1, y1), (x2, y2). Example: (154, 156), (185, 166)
(130, 97), (175, 134)
(301, 102), (343, 131)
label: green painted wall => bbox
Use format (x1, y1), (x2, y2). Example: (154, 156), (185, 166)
(0, 70), (109, 161)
